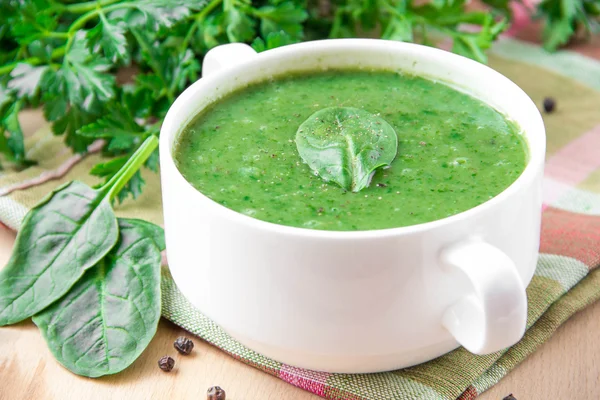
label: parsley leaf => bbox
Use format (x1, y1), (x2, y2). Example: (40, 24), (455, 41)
(135, 0), (197, 29)
(51, 105), (96, 153)
(255, 1), (308, 39)
(87, 16), (129, 63)
(78, 103), (145, 155)
(2, 100), (25, 163)
(0, 85), (12, 113)
(251, 31), (297, 52)
(63, 34), (116, 108)
(8, 64), (48, 99)
(382, 15), (414, 42)
(537, 0), (600, 51)
(224, 0), (257, 42)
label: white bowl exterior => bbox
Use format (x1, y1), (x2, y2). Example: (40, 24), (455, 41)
(160, 40), (545, 373)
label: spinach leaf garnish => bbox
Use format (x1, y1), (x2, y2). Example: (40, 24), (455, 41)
(295, 107), (398, 192)
(33, 218), (164, 378)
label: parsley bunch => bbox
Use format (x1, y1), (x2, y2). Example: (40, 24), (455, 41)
(537, 0), (600, 51)
(0, 1), (536, 201)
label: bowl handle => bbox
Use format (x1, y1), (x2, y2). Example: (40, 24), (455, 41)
(440, 238), (527, 354)
(202, 43), (258, 77)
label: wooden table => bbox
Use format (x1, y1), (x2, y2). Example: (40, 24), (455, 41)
(2, 29), (600, 400)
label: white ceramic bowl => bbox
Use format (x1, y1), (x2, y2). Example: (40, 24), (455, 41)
(159, 39), (545, 373)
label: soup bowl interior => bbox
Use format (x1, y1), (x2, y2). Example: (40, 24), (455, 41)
(162, 39), (544, 206)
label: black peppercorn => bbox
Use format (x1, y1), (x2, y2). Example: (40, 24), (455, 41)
(502, 394), (517, 400)
(207, 386), (226, 400)
(543, 97), (556, 113)
(158, 356), (175, 372)
(174, 336), (194, 355)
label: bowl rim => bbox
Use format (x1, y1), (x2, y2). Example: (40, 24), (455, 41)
(160, 38), (546, 240)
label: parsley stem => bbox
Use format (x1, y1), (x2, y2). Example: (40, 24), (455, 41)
(101, 135), (159, 202)
(197, 0), (224, 21)
(329, 9), (345, 38)
(46, 32), (70, 39)
(64, 8), (98, 54)
(180, 24), (199, 54)
(68, 2), (139, 34)
(65, 0), (121, 14)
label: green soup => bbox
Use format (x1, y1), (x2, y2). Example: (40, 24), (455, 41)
(174, 70), (527, 231)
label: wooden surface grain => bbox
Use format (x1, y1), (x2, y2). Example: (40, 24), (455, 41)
(2, 24), (600, 400)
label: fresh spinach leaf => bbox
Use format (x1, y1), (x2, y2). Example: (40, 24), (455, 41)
(0, 135), (159, 326)
(0, 181), (118, 326)
(295, 107), (398, 193)
(33, 218), (164, 378)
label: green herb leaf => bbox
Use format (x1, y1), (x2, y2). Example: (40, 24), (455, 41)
(198, 13), (226, 50)
(256, 1), (308, 39)
(543, 16), (575, 51)
(0, 85), (13, 113)
(537, 0), (599, 51)
(8, 63), (48, 99)
(78, 103), (144, 154)
(33, 218), (163, 378)
(452, 35), (488, 64)
(9, 0), (56, 46)
(295, 107), (398, 192)
(0, 181), (118, 326)
(168, 49), (201, 95)
(382, 16), (414, 42)
(2, 100), (26, 162)
(224, 0), (256, 42)
(90, 155), (128, 178)
(40, 70), (68, 121)
(87, 18), (129, 63)
(122, 84), (154, 119)
(52, 106), (96, 153)
(59, 32), (116, 109)
(251, 31), (296, 52)
(134, 0), (195, 29)
(27, 40), (54, 63)
(116, 170), (145, 203)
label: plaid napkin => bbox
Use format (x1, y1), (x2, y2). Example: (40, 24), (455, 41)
(1, 38), (599, 399)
